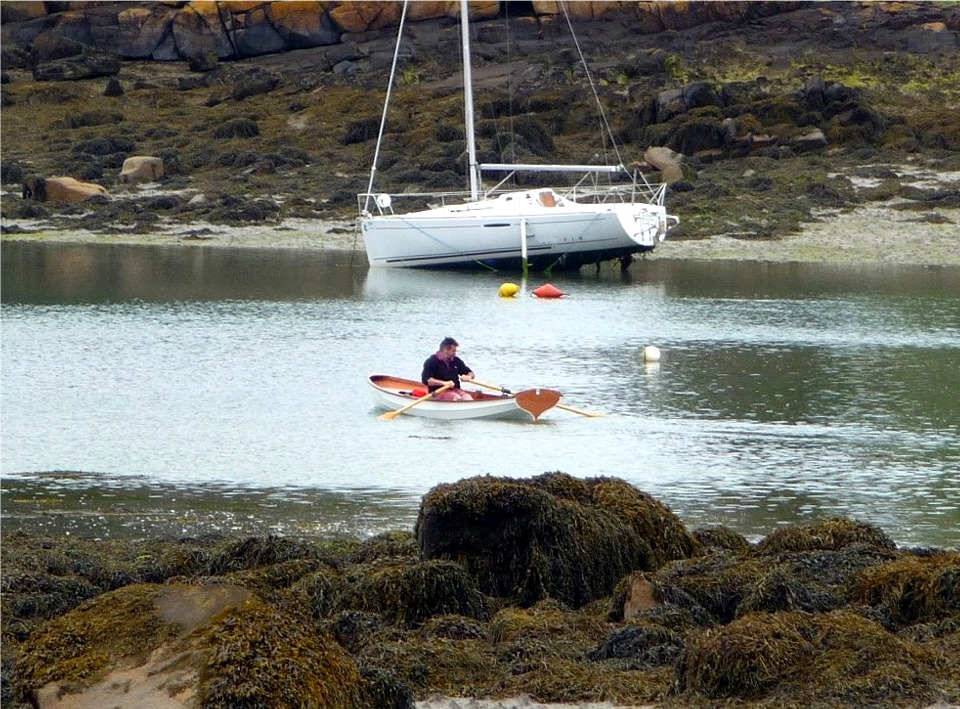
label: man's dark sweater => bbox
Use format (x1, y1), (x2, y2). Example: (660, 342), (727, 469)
(422, 353), (472, 392)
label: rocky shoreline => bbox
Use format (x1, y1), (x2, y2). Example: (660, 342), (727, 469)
(2, 473), (959, 709)
(4, 196), (959, 268)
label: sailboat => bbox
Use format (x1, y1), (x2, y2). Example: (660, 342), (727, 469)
(358, 0), (678, 272)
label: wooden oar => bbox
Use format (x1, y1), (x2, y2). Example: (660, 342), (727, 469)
(471, 379), (605, 418)
(379, 381), (452, 420)
(555, 402), (606, 418)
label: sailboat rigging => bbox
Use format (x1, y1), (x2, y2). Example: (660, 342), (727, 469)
(358, 0), (678, 272)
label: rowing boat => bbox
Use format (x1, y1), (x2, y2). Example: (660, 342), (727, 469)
(369, 374), (561, 421)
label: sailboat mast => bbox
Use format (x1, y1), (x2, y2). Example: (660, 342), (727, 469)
(461, 0), (479, 200)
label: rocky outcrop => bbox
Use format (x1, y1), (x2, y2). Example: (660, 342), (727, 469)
(4, 504), (957, 709)
(1, 1), (957, 244)
(2, 2), (956, 79)
(0, 1), (833, 70)
(22, 175), (108, 203)
(416, 472), (701, 608)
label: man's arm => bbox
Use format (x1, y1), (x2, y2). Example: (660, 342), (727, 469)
(421, 358), (436, 385)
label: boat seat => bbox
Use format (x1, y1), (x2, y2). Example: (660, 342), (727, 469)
(539, 190), (556, 207)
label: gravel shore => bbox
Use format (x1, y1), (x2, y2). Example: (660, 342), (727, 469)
(647, 202), (960, 267)
(4, 203), (957, 268)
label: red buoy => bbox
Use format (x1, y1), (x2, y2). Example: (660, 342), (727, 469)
(532, 283), (565, 299)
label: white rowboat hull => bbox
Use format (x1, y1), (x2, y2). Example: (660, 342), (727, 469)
(369, 374), (561, 421)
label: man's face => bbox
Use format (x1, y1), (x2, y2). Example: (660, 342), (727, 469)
(440, 345), (457, 361)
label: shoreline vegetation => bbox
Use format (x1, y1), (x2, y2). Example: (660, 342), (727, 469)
(2, 473), (958, 709)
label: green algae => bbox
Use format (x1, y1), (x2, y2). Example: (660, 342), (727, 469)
(15, 584), (181, 695)
(197, 595), (365, 709)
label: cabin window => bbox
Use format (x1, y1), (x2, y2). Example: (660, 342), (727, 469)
(539, 191), (556, 208)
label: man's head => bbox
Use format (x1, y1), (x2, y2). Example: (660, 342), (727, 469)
(439, 337), (459, 360)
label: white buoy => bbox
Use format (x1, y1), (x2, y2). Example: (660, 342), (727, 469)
(643, 345), (661, 363)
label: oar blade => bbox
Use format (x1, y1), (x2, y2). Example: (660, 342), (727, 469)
(514, 388), (562, 420)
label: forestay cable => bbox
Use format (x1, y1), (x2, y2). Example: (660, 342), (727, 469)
(363, 0), (410, 214)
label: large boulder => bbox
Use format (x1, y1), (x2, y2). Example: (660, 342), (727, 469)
(416, 472), (701, 608)
(643, 146), (684, 183)
(119, 156), (164, 184)
(32, 52), (120, 81)
(115, 6), (179, 59)
(22, 176), (108, 203)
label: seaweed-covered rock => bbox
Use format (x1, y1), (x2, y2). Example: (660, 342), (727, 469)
(198, 594), (364, 708)
(850, 551), (960, 628)
(587, 622), (684, 666)
(204, 534), (338, 575)
(736, 546), (900, 616)
(651, 552), (767, 624)
(358, 665), (415, 709)
(755, 517), (897, 555)
(351, 530), (419, 563)
(0, 533), (216, 642)
(416, 472), (700, 608)
(292, 567), (346, 619)
(14, 582), (369, 708)
(693, 525), (752, 554)
(418, 614), (488, 641)
(677, 610), (942, 705)
(341, 559), (490, 628)
(736, 565), (839, 616)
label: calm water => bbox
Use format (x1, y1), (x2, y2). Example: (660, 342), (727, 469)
(2, 241), (959, 547)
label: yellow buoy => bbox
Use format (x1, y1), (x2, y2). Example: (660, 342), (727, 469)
(643, 345), (661, 363)
(499, 282), (520, 298)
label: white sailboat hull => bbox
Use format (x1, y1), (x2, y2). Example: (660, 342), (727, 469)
(362, 190), (670, 269)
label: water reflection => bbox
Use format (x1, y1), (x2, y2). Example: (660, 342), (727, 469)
(1, 242), (367, 303)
